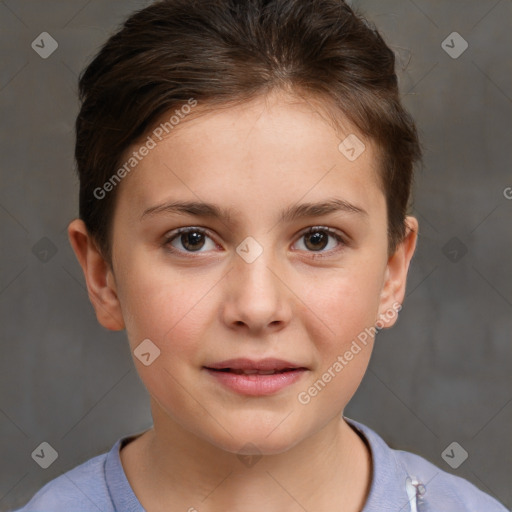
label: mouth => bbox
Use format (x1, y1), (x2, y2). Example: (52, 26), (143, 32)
(204, 357), (309, 374)
(203, 358), (309, 395)
(206, 368), (301, 375)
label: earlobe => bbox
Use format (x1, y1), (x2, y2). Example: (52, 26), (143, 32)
(377, 216), (418, 329)
(67, 219), (125, 331)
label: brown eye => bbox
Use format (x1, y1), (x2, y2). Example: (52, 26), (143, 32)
(164, 227), (217, 254)
(304, 230), (329, 251)
(180, 231), (206, 251)
(293, 227), (346, 257)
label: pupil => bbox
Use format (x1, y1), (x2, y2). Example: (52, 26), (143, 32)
(305, 231), (327, 251)
(182, 231), (204, 251)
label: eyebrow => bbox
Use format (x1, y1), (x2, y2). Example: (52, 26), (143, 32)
(140, 197), (367, 225)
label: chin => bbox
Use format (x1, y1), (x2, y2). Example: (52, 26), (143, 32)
(203, 416), (307, 457)
(214, 435), (301, 457)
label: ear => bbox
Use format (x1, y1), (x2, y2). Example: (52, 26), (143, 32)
(376, 216), (418, 329)
(67, 219), (125, 331)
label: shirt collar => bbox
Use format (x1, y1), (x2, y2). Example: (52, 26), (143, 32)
(105, 432), (146, 512)
(345, 417), (416, 512)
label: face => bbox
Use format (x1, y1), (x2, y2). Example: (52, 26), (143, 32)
(71, 90), (416, 455)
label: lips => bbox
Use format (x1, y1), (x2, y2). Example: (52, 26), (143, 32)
(204, 359), (308, 396)
(212, 368), (297, 375)
(204, 358), (308, 374)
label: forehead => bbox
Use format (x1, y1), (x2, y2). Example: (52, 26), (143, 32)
(114, 91), (384, 223)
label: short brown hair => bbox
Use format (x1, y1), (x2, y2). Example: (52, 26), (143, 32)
(75, 0), (422, 263)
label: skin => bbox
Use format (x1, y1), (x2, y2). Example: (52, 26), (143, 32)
(68, 89), (418, 511)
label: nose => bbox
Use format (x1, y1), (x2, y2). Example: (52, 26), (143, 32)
(221, 239), (293, 335)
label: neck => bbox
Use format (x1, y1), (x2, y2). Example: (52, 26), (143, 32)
(121, 406), (372, 512)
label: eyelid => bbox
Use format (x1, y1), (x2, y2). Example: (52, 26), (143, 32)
(298, 225), (346, 241)
(162, 226), (219, 251)
(162, 225), (348, 257)
(293, 226), (348, 259)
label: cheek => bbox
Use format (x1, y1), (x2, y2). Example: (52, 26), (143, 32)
(295, 273), (380, 415)
(291, 264), (383, 408)
(117, 265), (214, 404)
(115, 257), (214, 356)
(297, 264), (384, 346)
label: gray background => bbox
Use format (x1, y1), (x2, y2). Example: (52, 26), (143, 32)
(1, 0), (511, 510)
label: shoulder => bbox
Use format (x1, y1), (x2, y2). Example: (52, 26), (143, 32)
(346, 418), (508, 512)
(11, 450), (114, 512)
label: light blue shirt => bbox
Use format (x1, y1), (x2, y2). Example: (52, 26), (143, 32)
(12, 418), (508, 511)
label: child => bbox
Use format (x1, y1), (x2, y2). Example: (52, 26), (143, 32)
(14, 0), (508, 510)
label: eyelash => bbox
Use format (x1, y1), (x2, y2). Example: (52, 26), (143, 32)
(162, 226), (347, 260)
